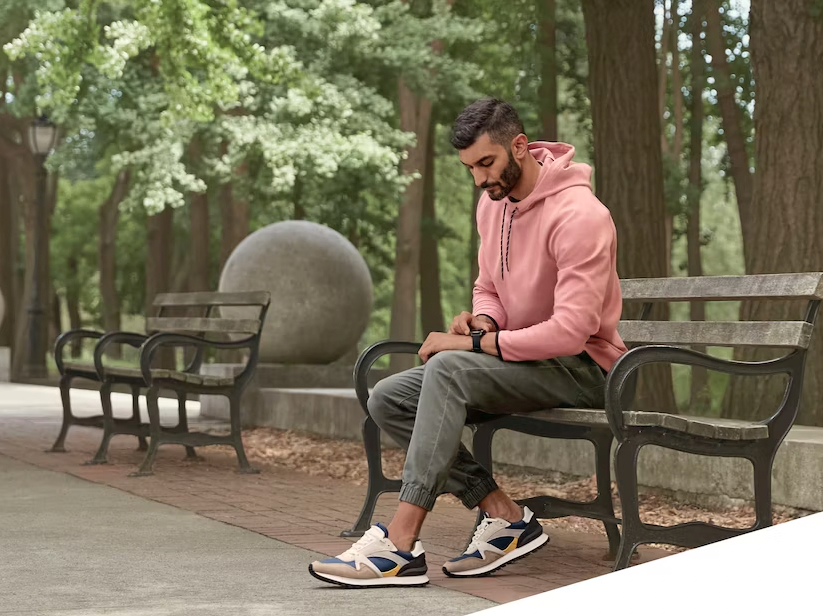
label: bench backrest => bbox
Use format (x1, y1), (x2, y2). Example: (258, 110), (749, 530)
(148, 291), (271, 336)
(617, 273), (823, 349)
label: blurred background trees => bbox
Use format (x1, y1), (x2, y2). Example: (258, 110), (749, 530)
(2, 0), (822, 424)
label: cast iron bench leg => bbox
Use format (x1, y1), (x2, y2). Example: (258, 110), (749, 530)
(341, 415), (401, 537)
(593, 431), (621, 558)
(230, 391), (258, 474)
(131, 386), (162, 477)
(175, 391), (199, 460)
(87, 380), (116, 465)
(48, 373), (75, 453)
(612, 438), (642, 571)
(130, 384), (148, 451)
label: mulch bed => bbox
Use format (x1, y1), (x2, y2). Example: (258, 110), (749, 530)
(214, 427), (812, 551)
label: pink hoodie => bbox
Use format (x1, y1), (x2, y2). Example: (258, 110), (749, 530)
(473, 142), (627, 372)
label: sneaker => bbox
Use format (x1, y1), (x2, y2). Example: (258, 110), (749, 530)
(309, 523), (429, 588)
(443, 506), (548, 577)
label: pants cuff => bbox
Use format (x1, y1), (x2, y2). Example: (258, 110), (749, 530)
(458, 477), (499, 510)
(399, 483), (438, 512)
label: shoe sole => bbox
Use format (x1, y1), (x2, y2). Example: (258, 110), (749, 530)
(442, 533), (550, 578)
(308, 565), (430, 588)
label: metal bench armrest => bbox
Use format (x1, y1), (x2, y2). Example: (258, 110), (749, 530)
(54, 329), (105, 374)
(139, 331), (257, 387)
(92, 332), (149, 380)
(353, 340), (422, 413)
(605, 344), (804, 438)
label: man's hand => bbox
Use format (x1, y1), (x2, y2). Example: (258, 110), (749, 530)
(418, 332), (472, 363)
(448, 312), (497, 335)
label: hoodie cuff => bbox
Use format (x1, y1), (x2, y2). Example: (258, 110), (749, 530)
(476, 314), (500, 332)
(472, 305), (506, 331)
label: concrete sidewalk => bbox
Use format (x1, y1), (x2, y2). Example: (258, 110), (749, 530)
(0, 382), (667, 612)
(0, 453), (495, 616)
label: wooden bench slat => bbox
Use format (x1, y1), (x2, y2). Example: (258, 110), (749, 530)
(147, 317), (260, 334)
(617, 320), (813, 348)
(103, 366), (236, 387)
(620, 273), (823, 302)
(522, 408), (768, 441)
(153, 291), (270, 307)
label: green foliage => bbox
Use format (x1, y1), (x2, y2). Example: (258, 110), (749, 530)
(51, 174), (105, 323)
(4, 0), (439, 215)
(5, 0), (755, 390)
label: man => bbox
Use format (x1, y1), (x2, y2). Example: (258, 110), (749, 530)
(309, 98), (627, 588)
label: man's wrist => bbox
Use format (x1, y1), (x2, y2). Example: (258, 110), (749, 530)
(480, 331), (499, 356)
(474, 314), (499, 332)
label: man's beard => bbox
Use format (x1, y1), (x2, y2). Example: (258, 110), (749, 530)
(482, 150), (522, 201)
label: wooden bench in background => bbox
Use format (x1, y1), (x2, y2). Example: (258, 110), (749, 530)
(51, 291), (270, 476)
(345, 272), (822, 570)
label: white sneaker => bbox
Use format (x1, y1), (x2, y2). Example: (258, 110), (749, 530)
(309, 523), (429, 588)
(443, 506), (549, 577)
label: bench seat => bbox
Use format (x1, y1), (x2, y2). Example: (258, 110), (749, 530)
(524, 408), (769, 441)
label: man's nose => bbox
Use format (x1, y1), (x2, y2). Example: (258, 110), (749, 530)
(473, 171), (486, 187)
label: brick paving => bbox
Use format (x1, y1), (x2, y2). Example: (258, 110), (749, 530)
(0, 416), (669, 605)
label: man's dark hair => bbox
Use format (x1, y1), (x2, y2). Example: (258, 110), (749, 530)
(450, 98), (525, 150)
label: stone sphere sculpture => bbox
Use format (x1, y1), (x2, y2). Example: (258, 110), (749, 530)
(218, 220), (373, 364)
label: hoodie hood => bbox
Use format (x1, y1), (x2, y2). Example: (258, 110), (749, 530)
(507, 141), (594, 213)
(471, 140), (625, 371)
(491, 141), (594, 279)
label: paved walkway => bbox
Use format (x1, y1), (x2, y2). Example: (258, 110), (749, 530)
(0, 384), (667, 613)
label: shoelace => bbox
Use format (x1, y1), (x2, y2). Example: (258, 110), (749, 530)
(465, 517), (500, 553)
(340, 525), (387, 561)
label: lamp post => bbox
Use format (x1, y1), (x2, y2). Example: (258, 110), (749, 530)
(26, 115), (57, 379)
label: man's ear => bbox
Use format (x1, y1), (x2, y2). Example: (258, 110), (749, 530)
(510, 134), (529, 160)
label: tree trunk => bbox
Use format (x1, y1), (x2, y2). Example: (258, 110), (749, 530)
(687, 0), (709, 412)
(219, 181), (234, 271)
(582, 0), (677, 413)
(190, 190), (210, 292)
(43, 167), (58, 361)
(219, 148), (250, 272)
(146, 206), (176, 369)
(188, 139), (210, 295)
(723, 0), (823, 427)
(420, 114), (444, 336)
(8, 153), (34, 379)
(658, 0), (672, 128)
(66, 257), (82, 358)
(671, 0), (684, 160)
(706, 0), (754, 262)
(389, 78), (432, 371)
(388, 0), (453, 372)
(0, 162), (15, 349)
(219, 180), (249, 269)
(99, 169), (130, 358)
(50, 282), (61, 354)
(538, 0), (558, 141)
(663, 0), (685, 274)
(293, 175), (306, 220)
(15, 154), (49, 378)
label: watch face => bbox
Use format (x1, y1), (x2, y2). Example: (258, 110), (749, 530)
(470, 329), (485, 336)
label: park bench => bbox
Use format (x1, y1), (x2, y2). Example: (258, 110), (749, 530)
(344, 272), (822, 570)
(51, 291), (270, 475)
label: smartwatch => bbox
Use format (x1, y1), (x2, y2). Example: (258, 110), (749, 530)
(470, 329), (486, 353)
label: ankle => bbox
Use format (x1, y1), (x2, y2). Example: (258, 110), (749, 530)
(478, 490), (524, 523)
(386, 524), (417, 552)
(487, 504), (523, 524)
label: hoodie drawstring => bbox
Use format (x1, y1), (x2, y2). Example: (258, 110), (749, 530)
(499, 204), (518, 280)
(499, 202), (507, 279)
